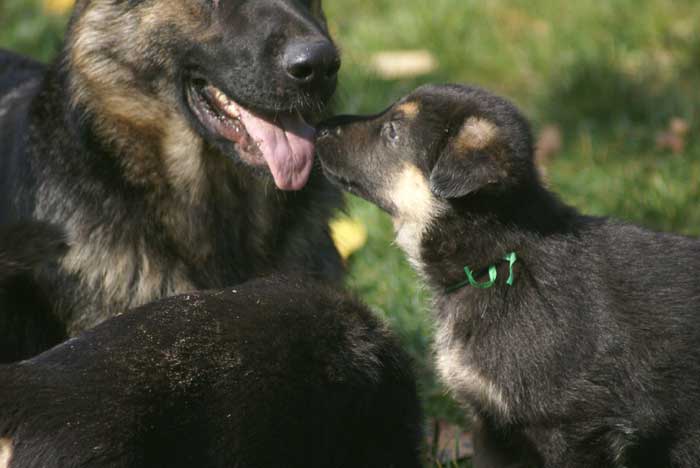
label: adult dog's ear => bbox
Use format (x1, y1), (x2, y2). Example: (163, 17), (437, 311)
(430, 117), (505, 199)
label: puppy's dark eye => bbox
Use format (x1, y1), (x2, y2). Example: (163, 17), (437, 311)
(382, 121), (400, 143)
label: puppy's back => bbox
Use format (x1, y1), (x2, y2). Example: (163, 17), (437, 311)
(0, 221), (67, 283)
(2, 276), (423, 468)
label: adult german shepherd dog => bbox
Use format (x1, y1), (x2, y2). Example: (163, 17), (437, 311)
(0, 0), (343, 361)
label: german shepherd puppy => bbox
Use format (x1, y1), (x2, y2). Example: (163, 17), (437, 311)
(0, 0), (343, 360)
(316, 84), (700, 468)
(0, 275), (423, 468)
(0, 222), (68, 362)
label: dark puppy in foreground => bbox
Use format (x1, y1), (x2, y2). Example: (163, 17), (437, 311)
(316, 84), (700, 468)
(0, 223), (68, 362)
(0, 276), (422, 467)
(0, 0), (343, 361)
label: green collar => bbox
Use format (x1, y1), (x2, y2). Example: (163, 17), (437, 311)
(447, 252), (517, 293)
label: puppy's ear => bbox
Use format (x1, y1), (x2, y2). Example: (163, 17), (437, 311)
(430, 117), (504, 199)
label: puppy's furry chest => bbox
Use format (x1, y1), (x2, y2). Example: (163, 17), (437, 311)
(434, 325), (510, 419)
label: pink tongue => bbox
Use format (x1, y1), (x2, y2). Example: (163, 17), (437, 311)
(237, 107), (315, 191)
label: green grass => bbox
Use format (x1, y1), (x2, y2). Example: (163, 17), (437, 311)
(3, 1), (700, 465)
(0, 0), (67, 61)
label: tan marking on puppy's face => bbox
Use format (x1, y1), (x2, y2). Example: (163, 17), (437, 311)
(394, 101), (420, 119)
(454, 117), (499, 152)
(0, 438), (13, 468)
(388, 163), (437, 224)
(387, 163), (445, 265)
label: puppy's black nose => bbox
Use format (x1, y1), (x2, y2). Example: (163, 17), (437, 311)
(283, 40), (341, 85)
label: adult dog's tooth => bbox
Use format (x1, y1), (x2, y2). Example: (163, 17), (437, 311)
(212, 87), (229, 105)
(206, 84), (240, 119)
(225, 102), (240, 117)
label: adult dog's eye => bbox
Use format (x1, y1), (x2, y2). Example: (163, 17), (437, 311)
(382, 121), (400, 143)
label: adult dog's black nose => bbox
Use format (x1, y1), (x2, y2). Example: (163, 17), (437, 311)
(283, 40), (341, 85)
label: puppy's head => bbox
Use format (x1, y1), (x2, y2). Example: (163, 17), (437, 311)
(316, 84), (536, 227)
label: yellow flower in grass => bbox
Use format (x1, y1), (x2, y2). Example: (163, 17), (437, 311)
(43, 0), (74, 15)
(330, 217), (368, 261)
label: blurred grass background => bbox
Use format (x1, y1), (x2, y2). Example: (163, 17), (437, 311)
(2, 0), (700, 465)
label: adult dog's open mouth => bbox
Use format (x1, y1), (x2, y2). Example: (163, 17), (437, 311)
(186, 77), (315, 191)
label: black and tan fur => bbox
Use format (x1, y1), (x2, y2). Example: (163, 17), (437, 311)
(316, 84), (700, 468)
(0, 0), (343, 361)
